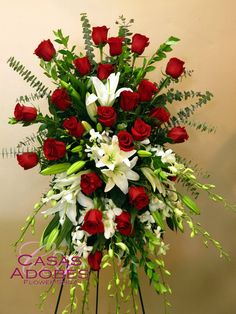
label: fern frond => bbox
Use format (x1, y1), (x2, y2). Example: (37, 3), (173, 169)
(1, 146), (36, 158)
(16, 91), (48, 103)
(7, 57), (50, 94)
(80, 13), (95, 62)
(168, 91), (213, 125)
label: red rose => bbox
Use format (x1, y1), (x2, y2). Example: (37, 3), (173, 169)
(107, 37), (124, 56)
(97, 63), (114, 80)
(137, 80), (158, 102)
(63, 117), (85, 138)
(43, 138), (66, 160)
(97, 106), (117, 127)
(82, 209), (104, 235)
(14, 103), (37, 122)
(117, 130), (134, 152)
(166, 58), (185, 79)
(17, 152), (38, 170)
(128, 186), (149, 210)
(88, 251), (102, 271)
(167, 126), (189, 143)
(80, 173), (103, 195)
(131, 118), (151, 141)
(115, 211), (132, 236)
(74, 56), (91, 76)
(51, 88), (71, 111)
(34, 39), (56, 61)
(92, 26), (109, 46)
(131, 33), (149, 55)
(120, 91), (139, 112)
(149, 107), (170, 123)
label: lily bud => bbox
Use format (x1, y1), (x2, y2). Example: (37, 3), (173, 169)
(137, 150), (152, 157)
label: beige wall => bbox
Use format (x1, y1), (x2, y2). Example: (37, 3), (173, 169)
(0, 0), (236, 313)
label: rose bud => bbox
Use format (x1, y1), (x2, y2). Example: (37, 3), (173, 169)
(117, 130), (134, 152)
(115, 211), (133, 236)
(131, 118), (151, 141)
(97, 106), (117, 127)
(128, 186), (149, 210)
(80, 173), (103, 195)
(43, 138), (66, 160)
(51, 88), (71, 111)
(107, 37), (124, 56)
(120, 91), (139, 112)
(63, 117), (85, 138)
(166, 57), (185, 79)
(131, 33), (149, 55)
(88, 251), (102, 271)
(14, 103), (37, 122)
(34, 39), (56, 61)
(92, 26), (109, 46)
(74, 56), (91, 76)
(82, 209), (104, 235)
(137, 79), (158, 102)
(97, 63), (114, 80)
(149, 107), (170, 123)
(17, 152), (39, 170)
(167, 126), (189, 143)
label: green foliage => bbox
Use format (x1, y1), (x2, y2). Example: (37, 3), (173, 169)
(80, 13), (95, 62)
(1, 146), (36, 158)
(16, 91), (48, 103)
(168, 90), (214, 125)
(7, 57), (49, 94)
(116, 15), (134, 44)
(149, 36), (180, 65)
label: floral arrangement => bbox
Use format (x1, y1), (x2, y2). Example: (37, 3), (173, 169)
(6, 14), (234, 314)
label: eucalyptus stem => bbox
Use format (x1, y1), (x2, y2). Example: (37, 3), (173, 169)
(81, 269), (92, 314)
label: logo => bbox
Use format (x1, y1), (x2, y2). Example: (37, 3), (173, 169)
(10, 242), (89, 285)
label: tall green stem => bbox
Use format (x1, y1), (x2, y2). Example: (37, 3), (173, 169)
(81, 269), (91, 314)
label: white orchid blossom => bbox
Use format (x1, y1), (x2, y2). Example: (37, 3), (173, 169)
(86, 72), (131, 108)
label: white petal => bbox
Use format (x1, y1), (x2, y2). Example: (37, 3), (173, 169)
(115, 87), (132, 98)
(113, 173), (128, 194)
(104, 178), (115, 192)
(126, 169), (140, 181)
(77, 192), (94, 209)
(91, 77), (107, 106)
(86, 92), (98, 106)
(66, 205), (77, 225)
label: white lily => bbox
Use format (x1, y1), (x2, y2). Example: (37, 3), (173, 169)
(87, 72), (131, 107)
(42, 171), (90, 226)
(102, 156), (139, 194)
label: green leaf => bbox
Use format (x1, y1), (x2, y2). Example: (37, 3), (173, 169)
(55, 217), (74, 247)
(152, 211), (165, 230)
(109, 186), (126, 207)
(182, 195), (200, 214)
(40, 214), (60, 246)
